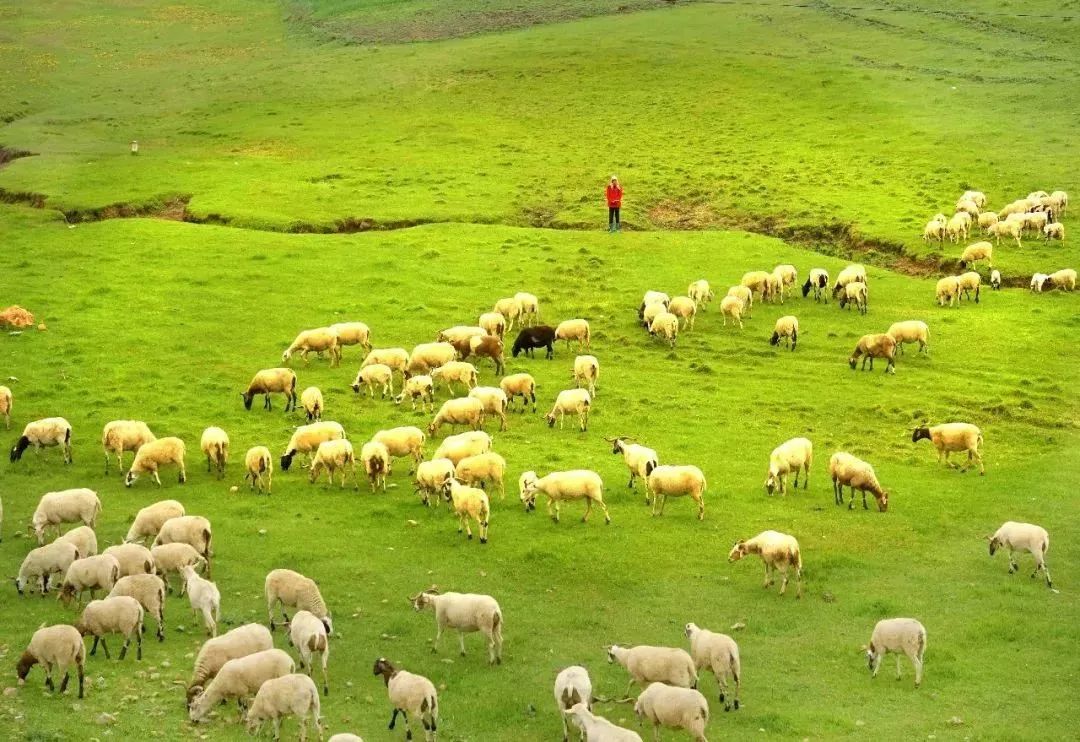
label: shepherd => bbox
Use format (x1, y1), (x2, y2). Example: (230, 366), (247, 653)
(606, 175), (623, 232)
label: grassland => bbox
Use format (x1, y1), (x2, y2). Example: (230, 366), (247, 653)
(2, 0), (1079, 740)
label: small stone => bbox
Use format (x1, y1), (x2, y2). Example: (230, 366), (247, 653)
(730, 622), (746, 631)
(948, 717), (963, 726)
(441, 658), (454, 664)
(160, 660), (171, 668)
(229, 486), (239, 493)
(479, 570), (487, 577)
(258, 529), (267, 536)
(96, 712), (117, 726)
(855, 720), (866, 727)
(822, 592), (836, 603)
(149, 673), (160, 681)
(406, 520), (419, 527)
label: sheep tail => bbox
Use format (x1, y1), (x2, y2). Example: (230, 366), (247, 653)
(65, 427), (71, 443)
(562, 687), (580, 708)
(644, 459), (657, 476)
(203, 529), (213, 558)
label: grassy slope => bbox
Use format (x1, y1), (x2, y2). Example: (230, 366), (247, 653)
(1, 205), (1079, 740)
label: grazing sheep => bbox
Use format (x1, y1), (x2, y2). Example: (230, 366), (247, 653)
(352, 363), (395, 399)
(989, 269), (1001, 290)
(431, 430), (492, 466)
(372, 658), (438, 742)
(606, 644), (697, 696)
(849, 333), (896, 374)
(104, 544), (155, 578)
(245, 673), (323, 741)
(866, 618), (927, 688)
(265, 569), (333, 634)
(479, 311), (507, 338)
(572, 355), (600, 398)
(373, 426), (426, 474)
(769, 315), (799, 350)
(408, 342), (458, 377)
(415, 458), (456, 506)
(829, 452), (889, 511)
(640, 291), (671, 315)
(719, 294), (745, 328)
(988, 521), (1052, 588)
(641, 301), (667, 329)
(1000, 198), (1034, 218)
(519, 469), (610, 524)
(922, 219), (945, 243)
(546, 388), (591, 431)
(468, 386), (509, 431)
(16, 540), (79, 595)
(427, 397), (485, 436)
(515, 292), (541, 325)
(764, 437), (812, 495)
(16, 624), (85, 698)
(465, 334), (506, 375)
(959, 241), (993, 270)
(150, 542), (206, 594)
(687, 280), (714, 307)
(1049, 189), (1068, 216)
(153, 515), (213, 576)
(500, 372), (537, 413)
(961, 190), (986, 208)
(955, 198), (979, 219)
(245, 446), (273, 494)
(936, 275), (961, 307)
(361, 348), (410, 379)
(978, 211), (999, 232)
(359, 440), (390, 492)
(945, 212), (969, 243)
(957, 271), (982, 303)
(75, 595), (144, 660)
(329, 321), (371, 353)
(297, 387), (324, 423)
(649, 311), (680, 347)
(430, 361), (478, 396)
(554, 668), (594, 742)
(57, 554), (120, 608)
(1043, 222), (1065, 244)
(328, 735), (364, 742)
(125, 437), (187, 487)
(912, 422), (984, 474)
(32, 488), (101, 543)
(774, 263), (798, 290)
(565, 702), (642, 742)
(440, 478), (491, 543)
(288, 610), (330, 696)
(411, 588), (503, 664)
(832, 264), (867, 297)
(283, 328), (341, 367)
(838, 280), (868, 314)
(309, 439), (358, 489)
(101, 420), (156, 475)
(494, 296), (523, 332)
(455, 452), (507, 499)
(187, 623), (274, 694)
(1042, 268), (1077, 291)
(555, 319), (591, 350)
(200, 426), (229, 479)
(180, 564), (221, 637)
(0, 384), (9, 429)
(108, 573), (166, 641)
(395, 374), (435, 412)
(512, 325), (556, 359)
(728, 530), (804, 597)
(634, 683), (710, 742)
(125, 499), (184, 544)
(607, 436), (659, 490)
(886, 320), (930, 355)
(741, 270), (773, 301)
(989, 219), (1022, 248)
(684, 623), (740, 711)
(766, 271), (786, 304)
(242, 368), (298, 412)
(10, 416), (72, 464)
(436, 325), (486, 347)
(1030, 272), (1049, 292)
(56, 525), (98, 559)
(280, 421), (346, 471)
(188, 648), (296, 723)
(646, 465), (707, 520)
(802, 268), (830, 302)
(668, 296), (697, 329)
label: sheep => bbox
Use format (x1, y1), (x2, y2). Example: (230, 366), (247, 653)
(1030, 272), (1049, 292)
(741, 270), (773, 301)
(410, 588), (503, 663)
(554, 667), (594, 742)
(32, 488), (101, 543)
(408, 342), (458, 377)
(555, 318), (591, 350)
(564, 702), (642, 742)
(515, 291), (540, 325)
(641, 301), (667, 328)
(464, 334), (506, 375)
(849, 333), (896, 374)
(773, 263), (798, 291)
(959, 241), (993, 270)
(512, 325), (556, 358)
(187, 623), (274, 694)
(955, 198), (979, 219)
(829, 452), (889, 511)
(922, 219), (945, 243)
(372, 658), (438, 742)
(930, 212), (947, 225)
(104, 544), (155, 578)
(646, 465), (707, 520)
(200, 426), (229, 479)
(154, 515), (213, 576)
(668, 296), (697, 329)
(56, 525), (97, 559)
(188, 648), (296, 723)
(150, 542), (206, 594)
(288, 610), (330, 696)
(427, 397), (485, 436)
(1042, 268), (1077, 291)
(361, 348), (410, 379)
(435, 325), (485, 354)
(634, 683), (710, 742)
(728, 530), (804, 597)
(764, 437), (812, 495)
(125, 436), (187, 487)
(296, 387), (324, 423)
(832, 264), (867, 297)
(1049, 189), (1068, 217)
(328, 321), (371, 353)
(546, 388), (591, 432)
(1043, 222), (1065, 244)
(310, 439), (358, 489)
(988, 220), (1022, 248)
(769, 315), (798, 350)
(500, 372), (537, 413)
(358, 440), (389, 492)
(245, 446), (274, 494)
(455, 452), (507, 499)
(280, 421), (346, 471)
(351, 363), (395, 399)
(912, 422), (984, 474)
(719, 294), (745, 329)
(606, 436), (658, 491)
(989, 269), (1001, 290)
(430, 361), (478, 396)
(684, 623), (740, 711)
(468, 386), (509, 431)
(265, 568), (333, 634)
(866, 618), (927, 688)
(0, 384), (9, 429)
(180, 564), (221, 637)
(415, 458), (456, 506)
(838, 280), (868, 314)
(10, 416), (72, 464)
(519, 469), (610, 524)
(328, 735), (365, 742)
(945, 212), (969, 243)
(16, 624), (85, 698)
(494, 296), (523, 331)
(374, 426), (426, 473)
(57, 554), (120, 608)
(283, 327), (341, 367)
(987, 521), (1052, 588)
(124, 499), (185, 544)
(245, 673), (324, 741)
(395, 374), (435, 412)
(242, 368), (298, 412)
(801, 268), (830, 302)
(440, 478), (492, 543)
(961, 190), (986, 208)
(605, 644), (697, 696)
(887, 320), (930, 355)
(431, 430), (492, 466)
(479, 311), (507, 338)
(101, 420), (156, 474)
(687, 279), (714, 307)
(108, 573), (166, 641)
(16, 540), (79, 595)
(936, 275), (961, 307)
(957, 271), (982, 303)
(75, 595), (144, 660)
(978, 211), (999, 232)
(640, 290), (671, 315)
(649, 311), (679, 347)
(1000, 198), (1033, 218)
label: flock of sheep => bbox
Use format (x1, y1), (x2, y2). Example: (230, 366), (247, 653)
(2, 194), (1069, 740)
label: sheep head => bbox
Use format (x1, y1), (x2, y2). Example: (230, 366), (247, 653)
(911, 427), (931, 443)
(728, 541), (748, 562)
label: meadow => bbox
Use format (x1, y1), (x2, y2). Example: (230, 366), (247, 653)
(2, 0), (1079, 740)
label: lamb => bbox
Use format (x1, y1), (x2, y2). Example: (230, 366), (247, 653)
(57, 554), (120, 607)
(1030, 272), (1049, 292)
(546, 388), (591, 431)
(479, 311), (506, 338)
(769, 315), (798, 350)
(150, 542), (207, 594)
(468, 386), (509, 431)
(849, 333), (896, 374)
(740, 270), (773, 301)
(372, 658), (439, 742)
(912, 422), (984, 474)
(374, 426), (426, 473)
(32, 488), (101, 543)
(10, 416), (72, 463)
(978, 211), (999, 232)
(361, 347), (410, 379)
(1042, 268), (1077, 291)
(649, 311), (679, 347)
(646, 465), (707, 520)
(108, 573), (166, 641)
(555, 318), (591, 350)
(245, 673), (324, 741)
(0, 384), (9, 429)
(408, 342), (458, 376)
(465, 334), (507, 375)
(832, 264), (867, 296)
(280, 421), (346, 471)
(200, 426), (229, 479)
(512, 325), (556, 359)
(564, 702), (642, 742)
(265, 568), (333, 634)
(104, 544), (155, 577)
(719, 294), (745, 329)
(410, 588), (503, 664)
(310, 439), (358, 489)
(957, 271), (982, 303)
(430, 361), (478, 395)
(300, 386), (324, 422)
(415, 458), (456, 506)
(764, 437), (812, 495)
(188, 648), (296, 723)
(936, 275), (961, 307)
(16, 624), (85, 698)
(245, 446), (274, 494)
(922, 219), (945, 243)
(56, 525), (98, 558)
(101, 420), (156, 474)
(801, 268), (830, 302)
(288, 610), (330, 695)
(987, 521), (1052, 588)
(828, 452), (889, 511)
(359, 439), (390, 492)
(124, 436), (187, 487)
(838, 280), (868, 314)
(180, 564), (221, 636)
(988, 220), (1022, 248)
(431, 430), (492, 466)
(684, 623), (740, 711)
(668, 296), (697, 330)
(519, 469), (610, 524)
(687, 279), (714, 307)
(16, 540), (79, 595)
(866, 618), (927, 688)
(351, 363), (395, 398)
(990, 269), (1001, 290)
(494, 296), (523, 331)
(427, 397), (485, 436)
(454, 451), (507, 499)
(500, 372), (537, 413)
(554, 667), (594, 742)
(515, 291), (540, 325)
(728, 530), (804, 597)
(328, 321), (371, 352)
(1043, 222), (1065, 244)
(395, 374), (435, 412)
(283, 328), (341, 367)
(605, 644), (697, 696)
(634, 683), (710, 742)
(959, 241), (993, 269)
(242, 368), (298, 412)
(153, 515), (213, 576)
(607, 436), (659, 490)
(886, 320), (930, 355)
(125, 499), (185, 544)
(187, 623), (274, 693)
(75, 595), (144, 660)
(440, 478), (492, 543)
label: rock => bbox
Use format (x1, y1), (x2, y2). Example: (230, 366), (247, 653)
(406, 520), (419, 527)
(947, 717), (964, 726)
(855, 720), (866, 727)
(229, 486), (239, 493)
(822, 591), (836, 603)
(37, 323), (47, 331)
(258, 529), (267, 536)
(730, 622), (746, 631)
(3, 687), (16, 697)
(96, 712), (117, 726)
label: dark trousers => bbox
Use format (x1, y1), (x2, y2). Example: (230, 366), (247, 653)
(608, 206), (620, 226)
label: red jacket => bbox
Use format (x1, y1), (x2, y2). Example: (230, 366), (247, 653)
(606, 184), (623, 208)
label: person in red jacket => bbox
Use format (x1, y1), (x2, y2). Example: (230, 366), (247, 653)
(606, 175), (623, 232)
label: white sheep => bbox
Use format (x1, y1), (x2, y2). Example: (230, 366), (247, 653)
(719, 294), (745, 329)
(17, 541), (79, 595)
(728, 530), (804, 597)
(849, 333), (896, 374)
(564, 702), (642, 742)
(957, 271), (982, 303)
(125, 499), (185, 544)
(150, 542), (206, 594)
(989, 219), (1022, 248)
(961, 190), (986, 208)
(280, 420), (346, 471)
(988, 521), (1052, 588)
(200, 426), (229, 479)
(310, 439), (358, 489)
(16, 624), (85, 698)
(414, 458), (457, 506)
(108, 573), (166, 641)
(440, 478), (492, 543)
(360, 439), (390, 492)
(606, 644), (697, 696)
(945, 212), (969, 243)
(500, 372), (537, 413)
(245, 673), (324, 741)
(607, 436), (659, 491)
(866, 618), (927, 688)
(1030, 272), (1049, 292)
(372, 426), (425, 474)
(479, 311), (507, 338)
(668, 296), (697, 330)
(153, 514), (213, 576)
(372, 658), (439, 742)
(838, 280), (868, 314)
(352, 363), (395, 398)
(300, 386), (324, 422)
(104, 543), (155, 578)
(455, 451), (507, 499)
(764, 437), (812, 495)
(641, 290), (671, 312)
(572, 355), (600, 397)
(410, 588), (503, 664)
(328, 735), (365, 742)
(283, 327), (341, 366)
(329, 321), (371, 353)
(468, 386), (510, 432)
(395, 374), (435, 412)
(646, 465), (707, 520)
(408, 342), (458, 376)
(427, 397), (485, 436)
(641, 301), (667, 328)
(125, 436), (187, 487)
(978, 211), (999, 232)
(832, 264), (867, 296)
(829, 452), (889, 511)
(32, 488), (101, 543)
(515, 291), (540, 325)
(802, 268), (830, 302)
(936, 275), (961, 307)
(431, 430), (492, 465)
(546, 388), (591, 431)
(886, 320), (930, 355)
(187, 623), (274, 695)
(56, 525), (98, 559)
(634, 682), (710, 742)
(519, 470), (610, 524)
(687, 280), (714, 307)
(685, 622), (741, 710)
(75, 595), (144, 660)
(101, 420), (156, 475)
(361, 347), (410, 379)
(955, 198), (979, 219)
(0, 384), (10, 429)
(57, 554), (120, 607)
(989, 269), (1001, 290)
(245, 446), (273, 494)
(769, 315), (799, 350)
(649, 311), (679, 347)
(922, 218), (945, 243)
(180, 564), (221, 637)
(554, 667), (594, 742)
(288, 610), (330, 696)
(188, 648), (296, 723)
(10, 416), (72, 464)
(242, 368), (298, 412)
(430, 360), (478, 395)
(741, 270), (773, 301)
(265, 568), (333, 634)
(1042, 268), (1077, 291)
(555, 318), (591, 350)
(912, 422), (984, 474)
(1043, 222), (1065, 244)
(959, 241), (993, 270)
(494, 296), (523, 331)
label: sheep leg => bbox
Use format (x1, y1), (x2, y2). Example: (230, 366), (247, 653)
(202, 605), (216, 636)
(894, 654), (902, 680)
(89, 636), (101, 656)
(912, 653), (924, 687)
(152, 470), (162, 487)
(118, 634), (130, 660)
(156, 607), (165, 641)
(45, 668), (55, 692)
(779, 566), (789, 595)
(861, 490), (869, 510)
(458, 631), (466, 657)
(320, 652), (329, 695)
(762, 562), (773, 589)
(547, 498), (558, 523)
(275, 717), (285, 741)
(870, 653), (882, 678)
(100, 637), (112, 659)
